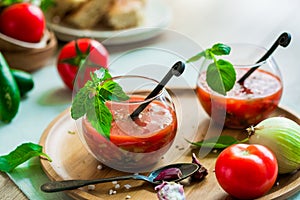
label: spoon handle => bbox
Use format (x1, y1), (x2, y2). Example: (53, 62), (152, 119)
(41, 175), (136, 193)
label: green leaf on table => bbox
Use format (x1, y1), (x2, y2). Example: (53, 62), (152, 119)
(206, 59), (236, 95)
(188, 135), (247, 149)
(0, 142), (51, 173)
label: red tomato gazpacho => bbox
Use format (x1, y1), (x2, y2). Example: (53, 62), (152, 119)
(196, 68), (283, 128)
(82, 96), (177, 171)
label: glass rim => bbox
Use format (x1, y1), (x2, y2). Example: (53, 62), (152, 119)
(221, 43), (270, 68)
(232, 60), (267, 68)
(101, 75), (164, 105)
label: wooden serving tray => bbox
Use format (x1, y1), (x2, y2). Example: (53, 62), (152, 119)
(39, 89), (300, 200)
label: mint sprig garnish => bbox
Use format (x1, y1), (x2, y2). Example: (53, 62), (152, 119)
(0, 142), (52, 173)
(71, 68), (129, 139)
(187, 43), (236, 95)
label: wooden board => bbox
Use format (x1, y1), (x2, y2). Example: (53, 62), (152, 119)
(39, 89), (300, 200)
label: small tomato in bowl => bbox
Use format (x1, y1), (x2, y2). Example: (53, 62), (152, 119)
(57, 38), (109, 90)
(215, 144), (278, 199)
(0, 3), (45, 43)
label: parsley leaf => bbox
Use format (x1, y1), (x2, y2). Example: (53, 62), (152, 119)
(71, 68), (129, 139)
(186, 43), (236, 95)
(0, 142), (51, 173)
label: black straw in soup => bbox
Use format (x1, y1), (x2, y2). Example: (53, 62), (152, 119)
(130, 61), (185, 120)
(238, 32), (291, 84)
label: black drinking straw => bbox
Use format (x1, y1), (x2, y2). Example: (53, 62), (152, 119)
(130, 61), (185, 120)
(237, 32), (291, 84)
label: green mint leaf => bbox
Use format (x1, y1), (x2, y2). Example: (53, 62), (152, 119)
(0, 142), (51, 172)
(71, 81), (95, 119)
(210, 43), (231, 56)
(188, 135), (242, 149)
(87, 98), (112, 139)
(206, 59), (236, 95)
(71, 68), (129, 140)
(94, 68), (112, 82)
(100, 81), (130, 101)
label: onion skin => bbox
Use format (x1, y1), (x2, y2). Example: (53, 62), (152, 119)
(248, 117), (300, 174)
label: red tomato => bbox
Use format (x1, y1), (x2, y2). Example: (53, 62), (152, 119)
(215, 144), (278, 199)
(57, 38), (109, 90)
(0, 3), (45, 43)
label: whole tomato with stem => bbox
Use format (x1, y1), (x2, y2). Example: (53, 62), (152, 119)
(0, 3), (45, 43)
(57, 38), (109, 90)
(215, 144), (278, 199)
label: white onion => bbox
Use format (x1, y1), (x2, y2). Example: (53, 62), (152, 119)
(248, 117), (300, 174)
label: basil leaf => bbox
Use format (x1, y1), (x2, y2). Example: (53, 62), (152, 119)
(206, 59), (236, 95)
(189, 135), (240, 149)
(210, 43), (231, 55)
(0, 142), (51, 173)
(186, 51), (205, 63)
(187, 43), (235, 95)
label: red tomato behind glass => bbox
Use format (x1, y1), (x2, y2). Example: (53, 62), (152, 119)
(0, 3), (45, 43)
(57, 38), (109, 90)
(215, 144), (278, 199)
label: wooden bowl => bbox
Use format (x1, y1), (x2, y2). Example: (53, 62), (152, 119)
(0, 30), (57, 72)
(0, 30), (52, 51)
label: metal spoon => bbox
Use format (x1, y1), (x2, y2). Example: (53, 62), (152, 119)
(41, 163), (199, 193)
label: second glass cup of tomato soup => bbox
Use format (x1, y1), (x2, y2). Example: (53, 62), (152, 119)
(196, 44), (283, 129)
(78, 75), (177, 172)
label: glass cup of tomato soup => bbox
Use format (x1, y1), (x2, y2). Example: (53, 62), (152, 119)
(78, 76), (177, 172)
(196, 44), (283, 129)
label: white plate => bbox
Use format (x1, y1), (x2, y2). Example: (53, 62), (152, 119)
(46, 0), (172, 45)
